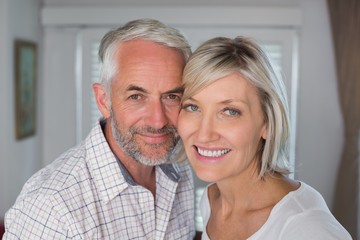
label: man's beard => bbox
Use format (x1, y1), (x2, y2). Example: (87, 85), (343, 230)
(110, 109), (180, 166)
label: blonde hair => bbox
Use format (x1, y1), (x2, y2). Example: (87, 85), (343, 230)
(182, 36), (291, 177)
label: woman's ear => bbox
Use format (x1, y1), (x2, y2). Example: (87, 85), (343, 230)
(93, 83), (111, 118)
(261, 125), (268, 140)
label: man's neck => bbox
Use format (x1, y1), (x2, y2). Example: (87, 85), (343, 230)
(103, 119), (156, 196)
(120, 155), (157, 196)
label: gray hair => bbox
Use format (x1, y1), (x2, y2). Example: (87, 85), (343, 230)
(182, 36), (291, 178)
(98, 18), (191, 94)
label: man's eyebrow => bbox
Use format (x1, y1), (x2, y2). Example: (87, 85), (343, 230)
(126, 85), (147, 93)
(164, 86), (184, 94)
(126, 85), (184, 94)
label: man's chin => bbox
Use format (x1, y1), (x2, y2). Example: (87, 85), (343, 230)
(130, 137), (177, 165)
(135, 148), (171, 165)
(135, 156), (168, 166)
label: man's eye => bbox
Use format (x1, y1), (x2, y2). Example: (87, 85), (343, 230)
(162, 94), (182, 106)
(129, 94), (141, 100)
(166, 94), (181, 101)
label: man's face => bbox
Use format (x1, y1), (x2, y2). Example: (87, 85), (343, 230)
(108, 40), (185, 165)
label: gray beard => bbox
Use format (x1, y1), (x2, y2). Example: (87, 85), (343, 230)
(110, 109), (180, 166)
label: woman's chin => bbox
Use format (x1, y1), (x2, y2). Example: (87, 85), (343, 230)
(193, 168), (220, 183)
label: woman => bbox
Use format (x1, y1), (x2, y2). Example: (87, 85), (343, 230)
(178, 37), (352, 239)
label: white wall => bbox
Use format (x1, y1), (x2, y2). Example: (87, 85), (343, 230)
(42, 29), (78, 167)
(0, 0), (42, 218)
(295, 0), (343, 208)
(0, 0), (10, 221)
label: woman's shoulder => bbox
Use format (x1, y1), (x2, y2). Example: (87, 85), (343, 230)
(274, 182), (352, 239)
(285, 182), (331, 211)
(278, 209), (352, 239)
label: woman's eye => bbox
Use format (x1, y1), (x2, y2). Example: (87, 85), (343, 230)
(224, 108), (240, 116)
(183, 104), (199, 112)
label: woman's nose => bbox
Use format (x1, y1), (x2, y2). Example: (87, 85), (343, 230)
(196, 115), (220, 142)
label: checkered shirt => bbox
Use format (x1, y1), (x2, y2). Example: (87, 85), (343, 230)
(4, 120), (195, 239)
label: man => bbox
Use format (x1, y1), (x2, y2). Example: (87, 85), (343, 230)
(4, 19), (195, 239)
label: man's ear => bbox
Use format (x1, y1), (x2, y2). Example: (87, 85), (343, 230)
(93, 83), (110, 118)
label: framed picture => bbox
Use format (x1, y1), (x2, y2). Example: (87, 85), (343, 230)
(14, 40), (37, 140)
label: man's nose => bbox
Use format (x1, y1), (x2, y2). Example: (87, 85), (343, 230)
(144, 100), (168, 129)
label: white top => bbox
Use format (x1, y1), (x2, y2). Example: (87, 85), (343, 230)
(200, 182), (352, 240)
(4, 120), (195, 240)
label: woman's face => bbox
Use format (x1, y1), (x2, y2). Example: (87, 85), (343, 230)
(178, 73), (267, 182)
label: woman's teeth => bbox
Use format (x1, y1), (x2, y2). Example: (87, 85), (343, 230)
(197, 147), (231, 157)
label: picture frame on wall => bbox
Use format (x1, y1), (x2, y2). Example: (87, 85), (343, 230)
(14, 40), (37, 140)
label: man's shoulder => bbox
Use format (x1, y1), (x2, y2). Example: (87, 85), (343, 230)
(4, 143), (93, 230)
(20, 143), (91, 200)
(28, 123), (108, 196)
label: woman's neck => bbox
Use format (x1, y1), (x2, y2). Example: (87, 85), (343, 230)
(211, 173), (298, 214)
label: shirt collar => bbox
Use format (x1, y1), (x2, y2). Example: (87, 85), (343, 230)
(116, 157), (181, 185)
(159, 164), (181, 182)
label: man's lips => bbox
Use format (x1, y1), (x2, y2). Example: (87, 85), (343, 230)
(138, 133), (171, 144)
